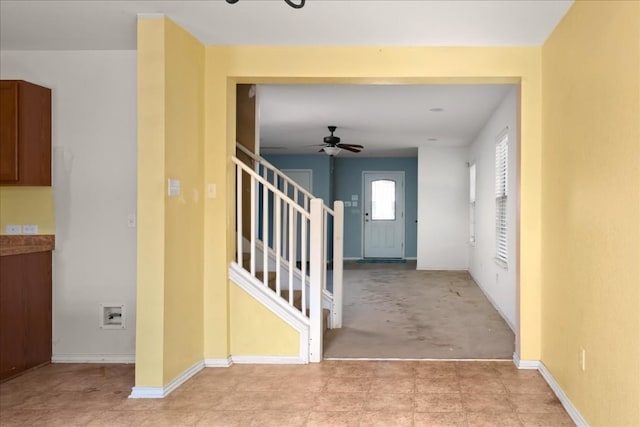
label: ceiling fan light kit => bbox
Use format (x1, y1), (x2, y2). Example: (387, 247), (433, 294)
(225, 0), (306, 9)
(319, 126), (364, 156)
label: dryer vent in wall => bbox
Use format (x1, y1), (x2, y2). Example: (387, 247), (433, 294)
(100, 304), (125, 329)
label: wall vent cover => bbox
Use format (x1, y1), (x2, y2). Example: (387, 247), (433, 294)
(100, 304), (125, 329)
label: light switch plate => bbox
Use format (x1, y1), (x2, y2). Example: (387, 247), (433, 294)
(344, 201), (352, 207)
(168, 178), (181, 197)
(352, 201), (358, 207)
(351, 195), (358, 201)
(23, 224), (38, 235)
(127, 214), (136, 228)
(207, 183), (216, 199)
(5, 224), (21, 235)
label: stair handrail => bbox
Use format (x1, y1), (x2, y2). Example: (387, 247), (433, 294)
(236, 143), (335, 214)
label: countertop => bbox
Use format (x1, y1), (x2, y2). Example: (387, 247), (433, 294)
(0, 235), (55, 256)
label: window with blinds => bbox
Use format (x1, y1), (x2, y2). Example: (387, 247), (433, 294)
(495, 133), (508, 266)
(469, 163), (476, 244)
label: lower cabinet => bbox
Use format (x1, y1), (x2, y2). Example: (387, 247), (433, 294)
(0, 251), (52, 381)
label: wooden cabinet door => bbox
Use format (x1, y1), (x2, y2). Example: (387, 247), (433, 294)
(0, 81), (19, 182)
(0, 252), (52, 381)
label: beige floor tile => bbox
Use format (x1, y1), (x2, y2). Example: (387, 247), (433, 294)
(326, 376), (371, 392)
(369, 376), (415, 394)
(315, 392), (367, 411)
(414, 362), (458, 379)
(249, 410), (309, 426)
(518, 411), (575, 426)
(216, 391), (275, 411)
(306, 411), (360, 427)
(195, 410), (255, 426)
(416, 377), (461, 393)
(465, 411), (522, 427)
(413, 412), (467, 427)
(370, 361), (415, 377)
(509, 393), (564, 413)
(262, 391), (320, 411)
(277, 375), (327, 392)
(0, 409), (47, 427)
(139, 409), (206, 426)
(364, 393), (414, 411)
(414, 393), (463, 412)
(462, 393), (514, 413)
(331, 363), (376, 378)
(459, 375), (508, 394)
(502, 377), (554, 394)
(164, 390), (228, 411)
(358, 410), (413, 427)
(234, 375), (283, 391)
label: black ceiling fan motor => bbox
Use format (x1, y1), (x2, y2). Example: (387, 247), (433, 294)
(323, 126), (341, 145)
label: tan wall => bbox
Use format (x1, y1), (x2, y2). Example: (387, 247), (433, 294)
(541, 2), (640, 425)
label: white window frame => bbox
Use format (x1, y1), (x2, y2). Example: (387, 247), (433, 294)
(469, 163), (476, 245)
(495, 132), (508, 267)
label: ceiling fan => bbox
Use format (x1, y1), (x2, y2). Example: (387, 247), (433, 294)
(318, 126), (364, 156)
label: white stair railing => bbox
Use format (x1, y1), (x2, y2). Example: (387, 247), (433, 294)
(236, 144), (343, 327)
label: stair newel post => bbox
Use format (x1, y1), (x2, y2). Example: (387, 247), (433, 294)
(309, 198), (324, 363)
(332, 200), (344, 328)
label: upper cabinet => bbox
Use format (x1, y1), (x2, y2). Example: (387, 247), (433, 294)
(0, 80), (52, 186)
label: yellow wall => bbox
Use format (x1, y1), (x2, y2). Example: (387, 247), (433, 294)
(0, 187), (55, 234)
(203, 45), (544, 361)
(230, 283), (299, 356)
(136, 16), (205, 388)
(541, 2), (640, 425)
(162, 18), (205, 383)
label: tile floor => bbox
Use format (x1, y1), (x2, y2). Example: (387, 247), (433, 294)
(0, 361), (575, 426)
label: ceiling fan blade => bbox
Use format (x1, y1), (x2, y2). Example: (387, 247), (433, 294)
(337, 143), (364, 149)
(319, 148), (325, 153)
(338, 145), (361, 153)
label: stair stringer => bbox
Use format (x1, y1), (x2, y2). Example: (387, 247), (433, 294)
(229, 262), (310, 363)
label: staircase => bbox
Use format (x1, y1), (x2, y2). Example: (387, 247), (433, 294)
(231, 144), (343, 362)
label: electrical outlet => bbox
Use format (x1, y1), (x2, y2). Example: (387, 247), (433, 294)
(23, 224), (38, 235)
(5, 224), (22, 235)
(580, 347), (586, 371)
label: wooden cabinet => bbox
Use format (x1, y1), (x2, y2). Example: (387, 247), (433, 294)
(0, 251), (52, 381)
(0, 80), (51, 186)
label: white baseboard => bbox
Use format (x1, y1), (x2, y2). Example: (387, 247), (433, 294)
(230, 355), (306, 364)
(512, 354), (588, 426)
(512, 352), (540, 369)
(204, 358), (232, 367)
(52, 354), (135, 364)
(469, 271), (516, 332)
(129, 360), (204, 399)
(538, 362), (589, 427)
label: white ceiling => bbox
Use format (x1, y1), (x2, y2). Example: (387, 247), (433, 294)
(1, 0), (571, 157)
(259, 84), (514, 157)
(0, 1), (572, 50)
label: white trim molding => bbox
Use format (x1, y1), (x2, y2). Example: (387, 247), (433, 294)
(512, 352), (540, 369)
(129, 360), (204, 399)
(52, 354), (135, 364)
(538, 362), (589, 427)
(230, 262), (310, 363)
(512, 354), (589, 426)
(231, 356), (306, 364)
(204, 358), (232, 368)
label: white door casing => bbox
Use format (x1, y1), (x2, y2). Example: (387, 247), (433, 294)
(363, 171), (405, 258)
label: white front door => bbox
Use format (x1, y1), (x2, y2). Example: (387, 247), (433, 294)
(363, 171), (405, 258)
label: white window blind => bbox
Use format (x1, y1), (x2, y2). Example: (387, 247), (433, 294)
(469, 163), (476, 244)
(495, 133), (508, 265)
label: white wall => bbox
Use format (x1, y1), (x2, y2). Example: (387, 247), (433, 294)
(467, 87), (518, 330)
(1, 51), (137, 361)
(417, 146), (469, 270)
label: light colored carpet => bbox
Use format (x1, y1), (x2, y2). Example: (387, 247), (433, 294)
(323, 266), (515, 359)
